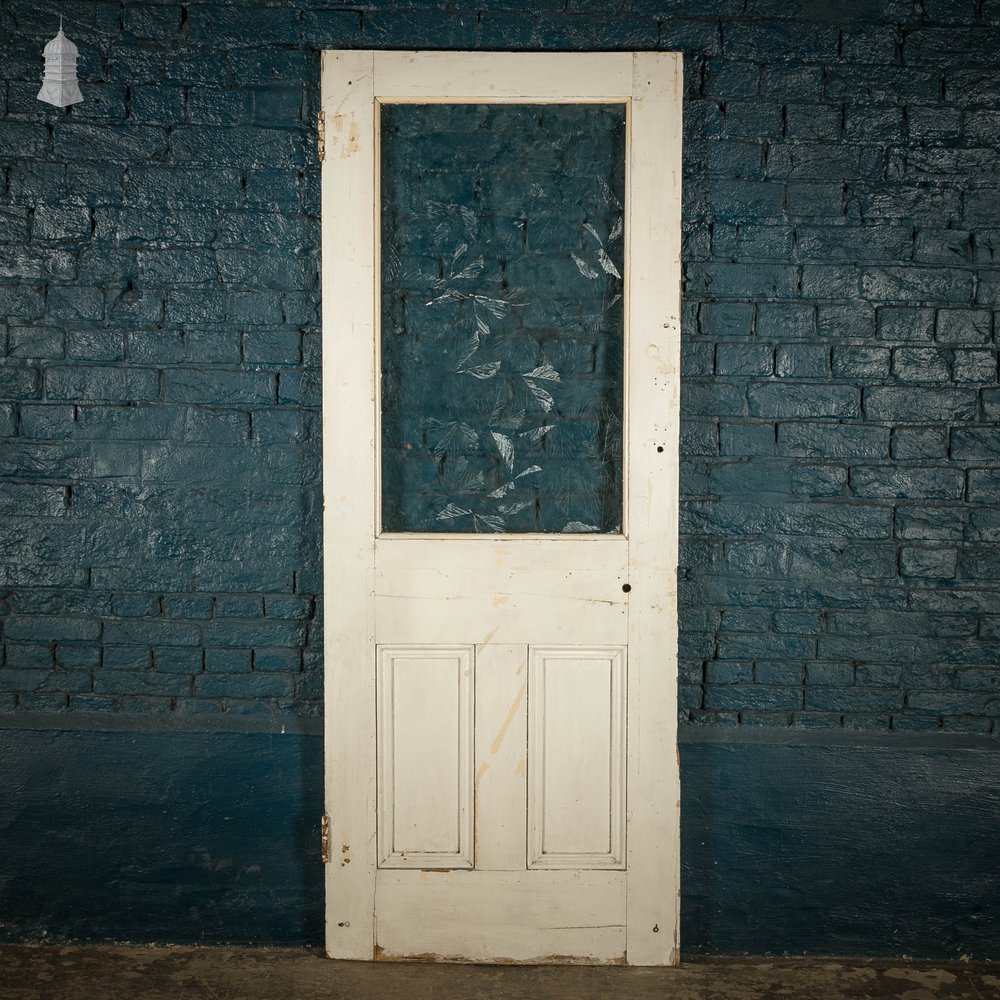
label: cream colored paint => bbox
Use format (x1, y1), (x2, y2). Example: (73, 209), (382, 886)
(322, 50), (682, 965)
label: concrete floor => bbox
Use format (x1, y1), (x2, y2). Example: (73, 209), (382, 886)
(1, 945), (998, 1000)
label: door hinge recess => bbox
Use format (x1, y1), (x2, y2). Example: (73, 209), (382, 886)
(318, 111), (326, 163)
(321, 813), (331, 864)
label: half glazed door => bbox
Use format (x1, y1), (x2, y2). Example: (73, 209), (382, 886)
(322, 51), (682, 966)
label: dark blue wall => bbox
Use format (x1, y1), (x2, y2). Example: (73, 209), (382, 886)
(3, 726), (998, 958)
(1, 0), (999, 958)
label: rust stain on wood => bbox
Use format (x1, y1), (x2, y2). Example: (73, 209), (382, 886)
(489, 678), (526, 756)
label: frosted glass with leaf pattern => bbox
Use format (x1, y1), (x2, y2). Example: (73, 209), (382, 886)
(380, 103), (626, 534)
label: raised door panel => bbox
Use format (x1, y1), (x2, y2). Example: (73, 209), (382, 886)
(377, 645), (474, 869)
(527, 646), (626, 870)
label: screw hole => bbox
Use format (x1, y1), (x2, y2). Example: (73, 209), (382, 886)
(656, 445), (664, 453)
(622, 583), (631, 593)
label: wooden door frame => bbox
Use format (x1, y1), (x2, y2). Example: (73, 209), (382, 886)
(320, 50), (683, 965)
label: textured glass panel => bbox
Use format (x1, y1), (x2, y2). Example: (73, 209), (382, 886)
(380, 103), (625, 534)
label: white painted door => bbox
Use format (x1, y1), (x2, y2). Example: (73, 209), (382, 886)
(321, 51), (682, 966)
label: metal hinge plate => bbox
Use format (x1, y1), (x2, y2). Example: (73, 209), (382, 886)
(317, 111), (326, 163)
(321, 813), (330, 864)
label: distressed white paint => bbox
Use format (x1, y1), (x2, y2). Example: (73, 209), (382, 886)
(474, 644), (528, 871)
(374, 537), (627, 647)
(377, 646), (474, 869)
(528, 647), (626, 870)
(322, 50), (682, 966)
(623, 52), (684, 967)
(375, 870), (626, 963)
(372, 51), (632, 102)
(321, 49), (378, 962)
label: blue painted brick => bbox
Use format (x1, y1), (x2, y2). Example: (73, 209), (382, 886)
(851, 466), (964, 501)
(784, 183), (845, 220)
(94, 671), (193, 696)
(735, 225), (793, 261)
(773, 611), (820, 634)
(806, 663), (854, 687)
(680, 420), (718, 456)
(243, 330), (301, 364)
(755, 661), (803, 685)
(936, 309), (992, 345)
(759, 64), (822, 102)
(952, 350), (997, 382)
(153, 649), (203, 674)
(892, 348), (950, 382)
(892, 426), (949, 460)
(914, 226), (975, 266)
(0, 285), (46, 320)
(877, 307), (936, 343)
(0, 365), (41, 399)
(832, 347), (890, 379)
(45, 367), (158, 403)
(841, 25), (899, 62)
(724, 20), (838, 61)
(253, 648), (301, 672)
(720, 422), (776, 457)
(705, 684), (802, 711)
(698, 302), (752, 339)
(784, 104), (841, 141)
(682, 381), (746, 417)
(776, 345), (830, 378)
(681, 341), (715, 377)
(790, 465), (846, 498)
(866, 386), (977, 421)
(806, 688), (903, 712)
(205, 649), (253, 674)
(706, 661), (753, 685)
(703, 60), (759, 98)
(183, 330), (241, 365)
(719, 610), (772, 632)
(4, 644), (54, 669)
(900, 547), (958, 579)
(749, 383), (860, 419)
(66, 329), (124, 362)
(17, 405), (72, 440)
(844, 107), (903, 143)
(756, 304), (815, 340)
(796, 225), (913, 264)
(102, 647), (151, 671)
(264, 597), (312, 621)
(685, 262), (798, 299)
(55, 647), (100, 670)
(716, 344), (773, 377)
(111, 595), (159, 618)
(196, 672), (294, 698)
(164, 371), (273, 406)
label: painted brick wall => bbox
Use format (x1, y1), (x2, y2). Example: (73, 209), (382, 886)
(0, 0), (998, 734)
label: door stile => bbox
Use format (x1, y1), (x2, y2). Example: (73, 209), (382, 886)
(624, 53), (683, 966)
(322, 50), (379, 960)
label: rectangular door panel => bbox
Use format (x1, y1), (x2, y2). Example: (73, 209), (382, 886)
(528, 646), (626, 869)
(377, 645), (474, 869)
(375, 537), (629, 646)
(375, 870), (626, 963)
